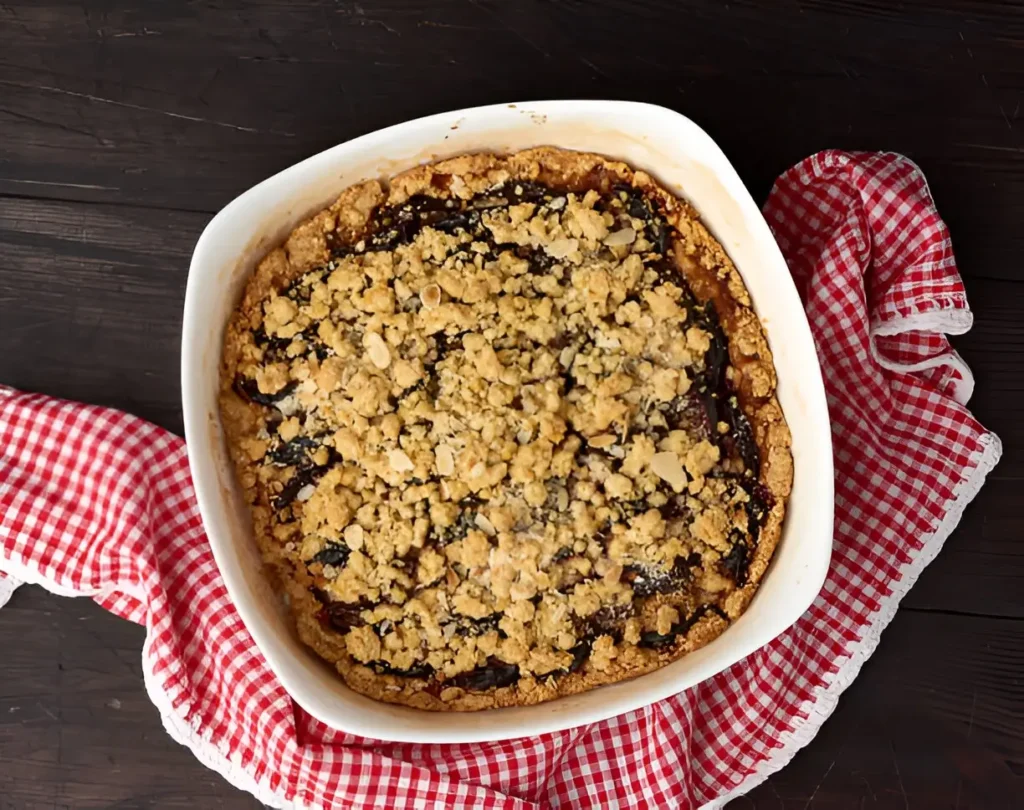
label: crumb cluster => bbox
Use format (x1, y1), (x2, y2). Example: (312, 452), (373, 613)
(220, 148), (792, 711)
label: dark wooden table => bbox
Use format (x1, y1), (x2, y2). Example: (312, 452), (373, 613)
(1, 2), (1021, 808)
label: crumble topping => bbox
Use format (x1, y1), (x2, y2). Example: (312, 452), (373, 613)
(221, 148), (792, 710)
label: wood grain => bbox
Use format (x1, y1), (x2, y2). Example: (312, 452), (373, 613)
(0, 1), (1021, 808)
(0, 196), (204, 433)
(0, 587), (263, 809)
(744, 610), (1024, 809)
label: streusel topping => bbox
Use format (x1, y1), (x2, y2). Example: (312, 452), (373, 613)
(223, 151), (788, 706)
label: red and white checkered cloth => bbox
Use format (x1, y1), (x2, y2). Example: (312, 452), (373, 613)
(0, 151), (1001, 809)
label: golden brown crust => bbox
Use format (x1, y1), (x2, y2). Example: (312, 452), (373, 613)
(220, 147), (792, 711)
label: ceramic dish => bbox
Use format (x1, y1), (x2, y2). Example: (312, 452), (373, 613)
(181, 100), (833, 743)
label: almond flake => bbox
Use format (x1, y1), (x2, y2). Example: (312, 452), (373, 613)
(365, 332), (391, 369)
(604, 227), (636, 247)
(588, 433), (616, 448)
(296, 483), (316, 502)
(344, 523), (365, 550)
(388, 448), (414, 472)
(435, 444), (455, 476)
(469, 461), (486, 479)
(274, 394), (301, 417)
(420, 283), (442, 309)
(546, 237), (578, 259)
(474, 513), (496, 536)
(650, 451), (686, 493)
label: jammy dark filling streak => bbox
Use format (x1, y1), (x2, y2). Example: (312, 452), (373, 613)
(232, 177), (772, 691)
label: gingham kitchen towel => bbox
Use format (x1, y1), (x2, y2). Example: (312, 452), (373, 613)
(0, 151), (1001, 809)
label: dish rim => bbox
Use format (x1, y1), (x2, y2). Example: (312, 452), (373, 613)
(181, 99), (834, 742)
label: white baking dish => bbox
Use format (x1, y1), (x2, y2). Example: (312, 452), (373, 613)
(181, 100), (833, 743)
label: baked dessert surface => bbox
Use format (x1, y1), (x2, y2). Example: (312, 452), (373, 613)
(220, 147), (793, 711)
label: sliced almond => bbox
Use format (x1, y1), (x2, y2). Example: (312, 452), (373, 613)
(420, 283), (442, 309)
(558, 345), (576, 368)
(474, 513), (496, 536)
(588, 433), (616, 449)
(556, 487), (569, 512)
(296, 483), (316, 502)
(365, 331), (391, 369)
(388, 448), (414, 472)
(274, 394), (301, 417)
(594, 332), (621, 350)
(344, 523), (365, 550)
(509, 579), (537, 602)
(650, 451), (687, 493)
(546, 237), (578, 259)
(604, 227), (636, 247)
(469, 461), (486, 479)
(435, 444), (455, 476)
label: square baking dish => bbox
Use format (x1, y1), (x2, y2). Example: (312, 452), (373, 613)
(181, 100), (833, 743)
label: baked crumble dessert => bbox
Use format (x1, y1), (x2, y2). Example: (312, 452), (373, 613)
(220, 147), (792, 711)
